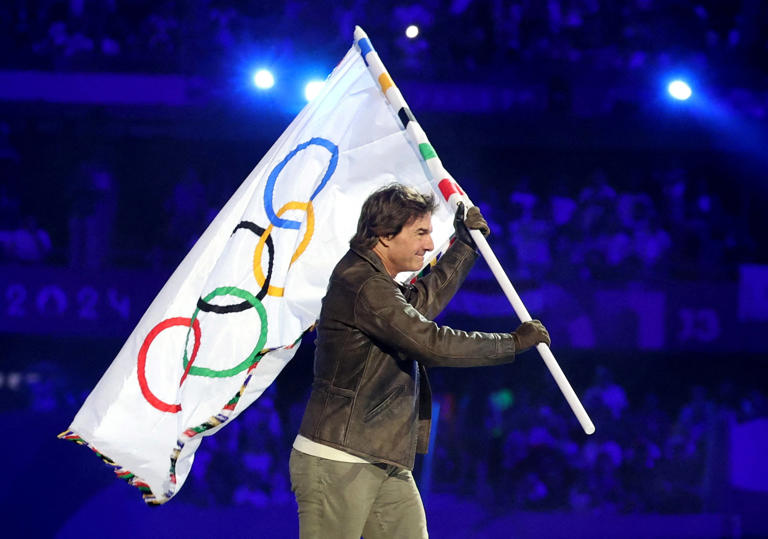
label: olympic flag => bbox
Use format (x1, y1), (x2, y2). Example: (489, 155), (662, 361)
(60, 29), (463, 504)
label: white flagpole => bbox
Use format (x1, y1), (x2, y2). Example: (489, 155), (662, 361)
(354, 26), (595, 435)
(470, 229), (596, 435)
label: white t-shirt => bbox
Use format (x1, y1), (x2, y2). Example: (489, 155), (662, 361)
(292, 434), (373, 463)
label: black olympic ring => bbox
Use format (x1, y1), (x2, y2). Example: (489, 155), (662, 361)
(195, 220), (274, 314)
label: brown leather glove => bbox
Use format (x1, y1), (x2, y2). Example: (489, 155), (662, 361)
(511, 320), (550, 353)
(454, 202), (490, 248)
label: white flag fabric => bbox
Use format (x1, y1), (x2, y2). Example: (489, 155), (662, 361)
(61, 29), (461, 504)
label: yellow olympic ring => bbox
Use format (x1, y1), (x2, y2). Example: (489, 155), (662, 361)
(253, 200), (314, 297)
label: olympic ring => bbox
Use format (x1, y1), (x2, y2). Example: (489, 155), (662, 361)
(138, 317), (201, 413)
(183, 286), (268, 378)
(253, 200), (315, 297)
(264, 137), (337, 230)
(196, 221), (274, 314)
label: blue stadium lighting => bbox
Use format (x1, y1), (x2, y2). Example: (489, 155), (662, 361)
(304, 80), (325, 101)
(253, 69), (275, 89)
(405, 25), (419, 39)
(668, 80), (692, 101)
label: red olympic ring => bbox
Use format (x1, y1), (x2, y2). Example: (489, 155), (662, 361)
(137, 317), (201, 413)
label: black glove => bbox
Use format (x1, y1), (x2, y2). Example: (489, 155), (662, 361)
(511, 319), (550, 353)
(454, 202), (490, 248)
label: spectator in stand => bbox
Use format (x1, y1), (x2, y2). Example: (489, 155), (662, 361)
(507, 178), (553, 280)
(67, 161), (117, 269)
(0, 184), (22, 231)
(234, 390), (292, 507)
(151, 166), (212, 267)
(0, 214), (52, 263)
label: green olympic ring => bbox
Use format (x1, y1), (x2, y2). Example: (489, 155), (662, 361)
(183, 286), (268, 378)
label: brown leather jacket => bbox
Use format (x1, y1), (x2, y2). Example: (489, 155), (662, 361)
(298, 240), (518, 470)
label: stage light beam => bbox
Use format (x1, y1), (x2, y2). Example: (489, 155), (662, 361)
(405, 25), (419, 39)
(253, 69), (275, 89)
(668, 80), (692, 101)
(304, 80), (325, 101)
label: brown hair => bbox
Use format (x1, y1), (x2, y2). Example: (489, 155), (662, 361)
(350, 184), (437, 250)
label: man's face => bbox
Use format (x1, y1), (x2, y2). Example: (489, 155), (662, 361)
(378, 213), (434, 277)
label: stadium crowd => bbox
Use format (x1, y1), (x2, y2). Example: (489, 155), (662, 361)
(1, 0), (766, 80)
(0, 136), (760, 284)
(13, 352), (765, 514)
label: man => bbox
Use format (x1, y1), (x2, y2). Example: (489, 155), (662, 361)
(290, 184), (550, 538)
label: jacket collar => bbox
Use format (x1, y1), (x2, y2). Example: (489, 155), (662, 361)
(350, 245), (394, 279)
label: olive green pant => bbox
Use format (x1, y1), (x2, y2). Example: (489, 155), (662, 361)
(289, 448), (428, 539)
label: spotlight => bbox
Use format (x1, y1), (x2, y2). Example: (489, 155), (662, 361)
(253, 69), (275, 89)
(405, 25), (419, 39)
(304, 80), (325, 102)
(668, 80), (692, 101)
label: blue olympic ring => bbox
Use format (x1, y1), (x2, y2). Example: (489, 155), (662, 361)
(264, 137), (338, 230)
